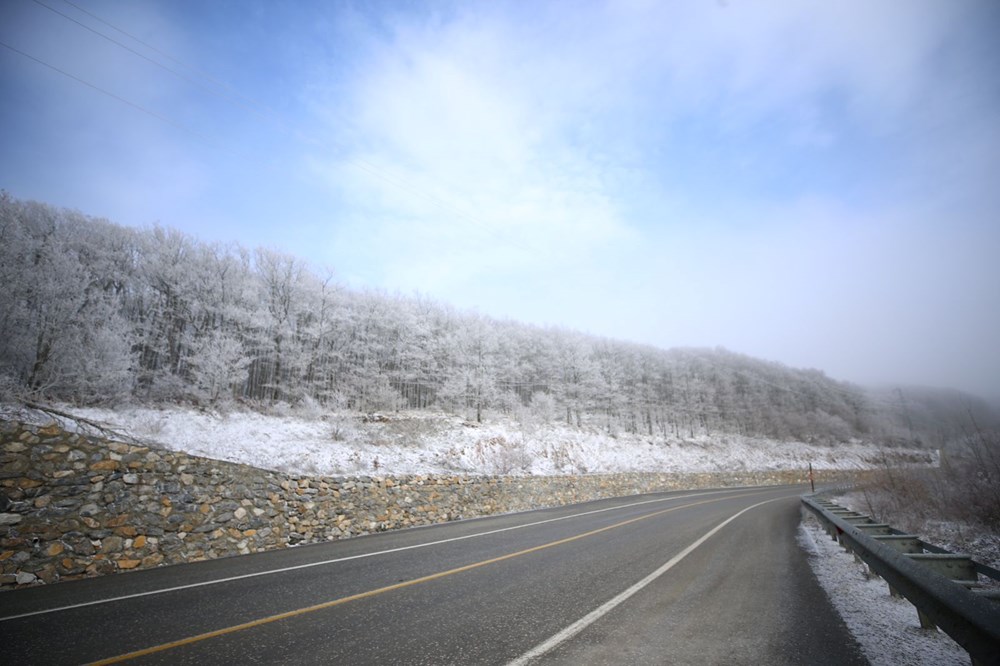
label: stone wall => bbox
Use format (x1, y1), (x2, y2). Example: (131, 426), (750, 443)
(0, 420), (859, 589)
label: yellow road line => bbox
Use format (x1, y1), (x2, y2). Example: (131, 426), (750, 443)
(88, 490), (785, 665)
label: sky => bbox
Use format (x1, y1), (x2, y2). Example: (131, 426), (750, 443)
(1, 0), (999, 400)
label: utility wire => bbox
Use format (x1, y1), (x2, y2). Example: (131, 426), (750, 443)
(43, 0), (532, 255)
(57, 0), (271, 116)
(0, 38), (223, 151)
(32, 0), (280, 124)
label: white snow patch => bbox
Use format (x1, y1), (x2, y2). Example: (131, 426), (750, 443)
(1, 402), (932, 478)
(798, 514), (969, 665)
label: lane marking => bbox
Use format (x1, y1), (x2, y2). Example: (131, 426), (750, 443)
(506, 495), (791, 665)
(85, 491), (779, 665)
(1, 486), (778, 622)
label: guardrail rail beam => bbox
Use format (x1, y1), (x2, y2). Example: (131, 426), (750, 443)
(801, 495), (1000, 666)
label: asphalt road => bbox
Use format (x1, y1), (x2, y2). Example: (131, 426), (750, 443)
(1, 485), (867, 665)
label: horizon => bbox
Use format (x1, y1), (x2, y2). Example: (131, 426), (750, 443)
(2, 1), (999, 400)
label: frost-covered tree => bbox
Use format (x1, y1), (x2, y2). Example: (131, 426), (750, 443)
(1, 193), (993, 446)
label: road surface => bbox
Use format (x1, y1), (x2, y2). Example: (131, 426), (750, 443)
(1, 485), (866, 665)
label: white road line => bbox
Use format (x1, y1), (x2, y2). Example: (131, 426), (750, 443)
(506, 495), (789, 666)
(0, 487), (770, 621)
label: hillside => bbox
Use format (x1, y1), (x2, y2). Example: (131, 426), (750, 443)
(0, 402), (935, 478)
(1, 194), (996, 457)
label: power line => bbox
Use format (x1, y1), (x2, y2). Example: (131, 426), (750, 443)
(0, 38), (224, 151)
(15, 2), (494, 244)
(32, 0), (280, 124)
(41, 0), (534, 255)
(57, 0), (269, 115)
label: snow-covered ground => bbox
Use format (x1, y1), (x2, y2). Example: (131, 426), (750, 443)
(2, 402), (932, 477)
(798, 513), (969, 665)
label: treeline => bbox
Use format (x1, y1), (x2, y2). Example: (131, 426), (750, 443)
(1, 193), (993, 446)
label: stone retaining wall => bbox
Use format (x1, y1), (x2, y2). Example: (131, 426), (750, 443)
(0, 420), (862, 589)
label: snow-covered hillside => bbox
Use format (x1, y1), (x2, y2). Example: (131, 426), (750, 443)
(2, 403), (934, 477)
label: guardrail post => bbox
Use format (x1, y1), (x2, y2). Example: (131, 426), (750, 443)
(854, 524), (892, 536)
(872, 535), (923, 554)
(916, 608), (937, 631)
(905, 554), (978, 588)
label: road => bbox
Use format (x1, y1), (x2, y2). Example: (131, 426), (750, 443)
(1, 485), (866, 665)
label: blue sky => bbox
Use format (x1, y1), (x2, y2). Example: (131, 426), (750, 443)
(2, 0), (999, 399)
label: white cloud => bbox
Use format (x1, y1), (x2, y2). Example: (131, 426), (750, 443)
(292, 0), (1000, 398)
(4, 0), (996, 396)
(305, 5), (642, 295)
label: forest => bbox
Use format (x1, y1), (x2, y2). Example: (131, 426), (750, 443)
(1, 192), (994, 449)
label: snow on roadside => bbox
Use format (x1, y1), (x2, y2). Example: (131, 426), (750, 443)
(797, 514), (968, 665)
(1, 402), (931, 478)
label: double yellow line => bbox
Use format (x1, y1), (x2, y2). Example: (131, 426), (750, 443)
(90, 489), (784, 664)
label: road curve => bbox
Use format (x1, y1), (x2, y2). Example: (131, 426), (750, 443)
(1, 485), (865, 665)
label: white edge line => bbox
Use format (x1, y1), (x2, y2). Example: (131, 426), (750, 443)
(0, 488), (761, 621)
(506, 495), (789, 666)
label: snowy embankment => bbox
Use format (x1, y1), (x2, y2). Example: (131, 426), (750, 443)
(798, 513), (969, 665)
(2, 403), (931, 478)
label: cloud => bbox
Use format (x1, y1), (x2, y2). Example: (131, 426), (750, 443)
(3, 0), (996, 396)
(290, 1), (1000, 398)
(304, 4), (641, 294)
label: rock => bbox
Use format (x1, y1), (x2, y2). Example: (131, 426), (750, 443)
(15, 571), (37, 585)
(45, 542), (64, 557)
(107, 514), (130, 528)
(123, 474), (140, 485)
(86, 560), (115, 576)
(100, 536), (124, 553)
(79, 503), (100, 517)
(116, 559), (141, 570)
(234, 507), (247, 520)
(133, 535), (147, 549)
(36, 564), (58, 584)
(141, 553), (164, 567)
(89, 460), (118, 472)
(0, 513), (22, 526)
(66, 537), (95, 556)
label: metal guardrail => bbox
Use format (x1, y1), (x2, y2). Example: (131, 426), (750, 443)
(801, 495), (1000, 666)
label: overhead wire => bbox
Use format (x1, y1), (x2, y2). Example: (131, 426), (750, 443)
(30, 0), (279, 124)
(55, 0), (277, 121)
(0, 38), (225, 152)
(37, 0), (534, 256)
